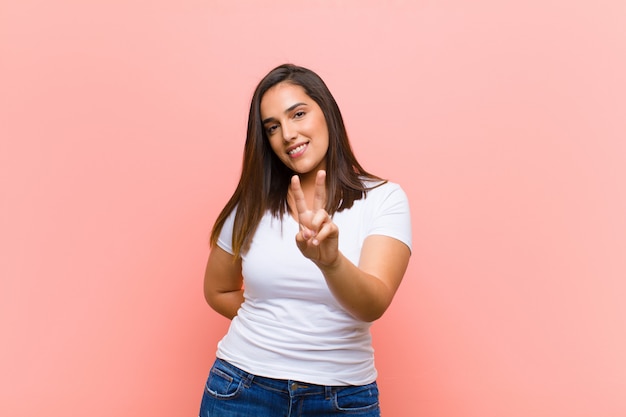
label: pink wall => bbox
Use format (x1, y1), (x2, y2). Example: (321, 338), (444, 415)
(2, 1), (625, 416)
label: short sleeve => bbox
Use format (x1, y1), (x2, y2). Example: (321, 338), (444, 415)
(216, 209), (237, 255)
(366, 183), (412, 252)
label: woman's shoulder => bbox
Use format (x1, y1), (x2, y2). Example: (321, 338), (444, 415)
(361, 177), (405, 195)
(354, 178), (408, 210)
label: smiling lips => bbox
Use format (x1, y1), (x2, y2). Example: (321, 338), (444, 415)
(287, 142), (308, 158)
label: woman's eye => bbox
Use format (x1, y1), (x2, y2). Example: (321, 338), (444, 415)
(294, 111), (305, 118)
(266, 125), (278, 135)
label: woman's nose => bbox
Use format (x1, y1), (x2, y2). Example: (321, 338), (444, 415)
(282, 122), (297, 141)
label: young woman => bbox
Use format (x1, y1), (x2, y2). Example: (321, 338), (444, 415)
(200, 64), (412, 416)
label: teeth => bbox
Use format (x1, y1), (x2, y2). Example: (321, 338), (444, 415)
(288, 144), (307, 155)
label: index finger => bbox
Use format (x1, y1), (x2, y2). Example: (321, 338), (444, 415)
(313, 170), (327, 212)
(290, 175), (309, 218)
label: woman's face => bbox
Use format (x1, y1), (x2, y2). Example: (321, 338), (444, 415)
(260, 82), (329, 177)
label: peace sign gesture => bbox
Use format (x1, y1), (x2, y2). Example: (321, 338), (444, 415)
(290, 170), (339, 267)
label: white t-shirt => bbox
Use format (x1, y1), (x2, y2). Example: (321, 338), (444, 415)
(215, 181), (412, 386)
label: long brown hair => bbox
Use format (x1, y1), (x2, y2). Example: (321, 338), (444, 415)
(210, 64), (385, 258)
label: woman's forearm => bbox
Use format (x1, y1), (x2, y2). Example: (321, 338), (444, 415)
(317, 235), (411, 322)
(317, 252), (393, 322)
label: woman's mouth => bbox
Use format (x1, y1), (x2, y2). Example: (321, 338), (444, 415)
(287, 143), (308, 158)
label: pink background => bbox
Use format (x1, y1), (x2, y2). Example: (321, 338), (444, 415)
(2, 1), (625, 416)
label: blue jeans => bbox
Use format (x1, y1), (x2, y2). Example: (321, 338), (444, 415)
(199, 358), (381, 417)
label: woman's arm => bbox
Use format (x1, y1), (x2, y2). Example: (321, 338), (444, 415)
(291, 172), (411, 322)
(203, 245), (244, 320)
(317, 235), (410, 322)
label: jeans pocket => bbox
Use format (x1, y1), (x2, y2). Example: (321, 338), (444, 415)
(205, 360), (245, 399)
(333, 382), (380, 413)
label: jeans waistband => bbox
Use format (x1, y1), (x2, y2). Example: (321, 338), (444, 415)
(215, 358), (334, 397)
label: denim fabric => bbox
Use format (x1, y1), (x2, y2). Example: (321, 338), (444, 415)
(199, 358), (381, 417)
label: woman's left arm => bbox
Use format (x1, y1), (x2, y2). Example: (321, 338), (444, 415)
(318, 235), (410, 322)
(291, 171), (411, 322)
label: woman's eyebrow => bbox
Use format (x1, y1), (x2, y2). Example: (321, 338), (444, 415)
(262, 102), (307, 125)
